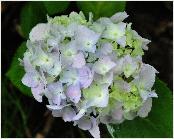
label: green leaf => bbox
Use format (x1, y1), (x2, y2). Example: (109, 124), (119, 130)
(43, 1), (70, 15)
(20, 2), (47, 38)
(107, 78), (173, 137)
(6, 42), (32, 97)
(77, 1), (126, 20)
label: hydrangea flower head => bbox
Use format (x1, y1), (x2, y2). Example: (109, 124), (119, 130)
(21, 11), (158, 138)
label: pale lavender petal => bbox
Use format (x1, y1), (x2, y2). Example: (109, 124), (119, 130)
(77, 116), (92, 130)
(66, 84), (81, 103)
(22, 72), (39, 87)
(89, 117), (100, 138)
(62, 107), (76, 122)
(72, 52), (86, 68)
(78, 66), (94, 89)
(52, 95), (61, 105)
(137, 98), (152, 118)
(47, 82), (63, 94)
(99, 42), (113, 55)
(29, 23), (49, 42)
(60, 68), (79, 86)
(31, 82), (44, 102)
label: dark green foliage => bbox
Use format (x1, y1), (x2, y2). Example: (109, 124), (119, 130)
(77, 1), (126, 20)
(43, 1), (70, 15)
(6, 42), (32, 97)
(20, 2), (47, 38)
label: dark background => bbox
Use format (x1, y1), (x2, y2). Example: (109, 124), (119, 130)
(1, 1), (173, 138)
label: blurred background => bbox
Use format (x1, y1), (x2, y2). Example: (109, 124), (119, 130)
(1, 1), (173, 138)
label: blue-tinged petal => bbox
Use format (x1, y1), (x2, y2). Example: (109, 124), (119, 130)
(97, 42), (113, 56)
(78, 66), (94, 89)
(89, 22), (105, 34)
(46, 104), (66, 110)
(72, 52), (86, 68)
(47, 82), (63, 95)
(96, 17), (112, 26)
(66, 84), (81, 103)
(62, 106), (76, 122)
(89, 117), (100, 138)
(93, 56), (116, 75)
(140, 90), (158, 101)
(77, 116), (92, 130)
(137, 98), (152, 118)
(60, 68), (79, 86)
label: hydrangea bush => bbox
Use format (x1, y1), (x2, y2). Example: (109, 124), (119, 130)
(20, 11), (158, 138)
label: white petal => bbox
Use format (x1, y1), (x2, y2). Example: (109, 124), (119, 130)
(140, 90), (158, 101)
(73, 109), (86, 121)
(110, 11), (129, 23)
(116, 36), (126, 47)
(75, 25), (100, 53)
(93, 56), (116, 75)
(46, 105), (65, 110)
(135, 64), (158, 90)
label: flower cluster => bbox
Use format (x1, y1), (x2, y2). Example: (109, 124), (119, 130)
(21, 11), (158, 138)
